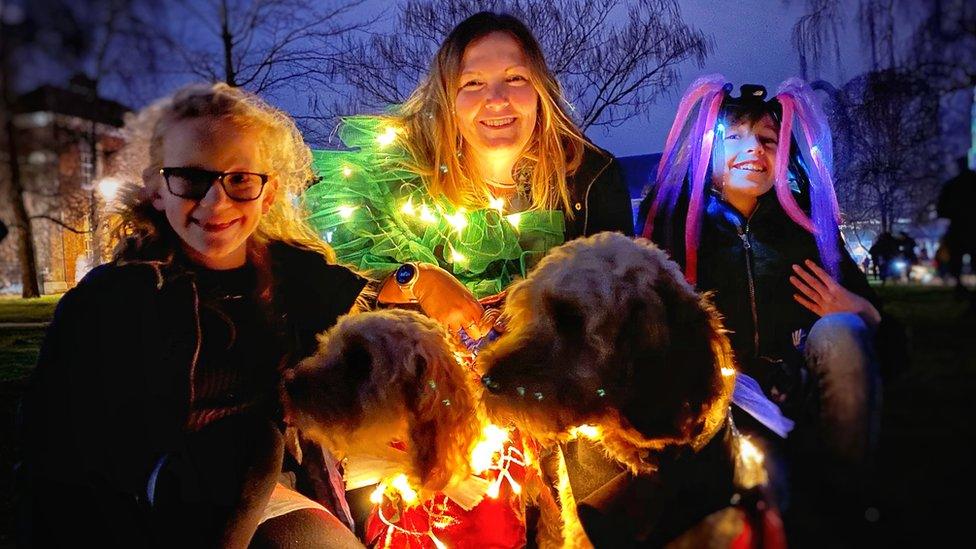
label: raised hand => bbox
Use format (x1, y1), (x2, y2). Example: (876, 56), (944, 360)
(790, 259), (881, 328)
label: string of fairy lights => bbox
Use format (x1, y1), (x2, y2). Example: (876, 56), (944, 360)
(305, 116), (767, 547)
(304, 116), (565, 298)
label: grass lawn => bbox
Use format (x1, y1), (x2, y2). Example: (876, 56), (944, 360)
(0, 287), (974, 546)
(0, 295), (59, 324)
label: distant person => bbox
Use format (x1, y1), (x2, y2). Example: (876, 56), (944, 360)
(861, 255), (872, 278)
(897, 231), (918, 282)
(937, 156), (976, 299)
(869, 231), (899, 284)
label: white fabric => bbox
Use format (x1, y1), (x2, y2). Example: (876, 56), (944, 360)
(259, 482), (331, 524)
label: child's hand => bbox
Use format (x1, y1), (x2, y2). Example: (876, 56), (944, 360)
(790, 260), (881, 328)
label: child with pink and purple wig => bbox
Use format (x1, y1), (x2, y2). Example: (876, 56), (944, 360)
(638, 76), (885, 518)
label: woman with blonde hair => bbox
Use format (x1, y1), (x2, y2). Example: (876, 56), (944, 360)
(305, 11), (633, 547)
(19, 83), (365, 548)
(306, 11), (633, 341)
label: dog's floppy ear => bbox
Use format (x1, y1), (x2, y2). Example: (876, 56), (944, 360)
(403, 346), (480, 493)
(342, 334), (373, 390)
(621, 273), (724, 444)
(546, 292), (586, 338)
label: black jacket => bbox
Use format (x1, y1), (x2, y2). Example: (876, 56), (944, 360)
(564, 146), (636, 240)
(642, 189), (881, 400)
(17, 240), (366, 547)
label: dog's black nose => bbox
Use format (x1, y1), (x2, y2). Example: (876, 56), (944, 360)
(481, 374), (502, 394)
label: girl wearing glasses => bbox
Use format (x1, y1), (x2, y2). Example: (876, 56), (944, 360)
(20, 83), (366, 547)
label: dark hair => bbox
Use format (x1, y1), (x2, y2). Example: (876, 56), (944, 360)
(440, 12), (547, 73)
(716, 87), (814, 204)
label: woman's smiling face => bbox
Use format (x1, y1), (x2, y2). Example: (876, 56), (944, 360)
(720, 114), (779, 206)
(454, 31), (539, 163)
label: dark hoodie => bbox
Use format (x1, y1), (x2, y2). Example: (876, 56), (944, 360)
(17, 238), (366, 547)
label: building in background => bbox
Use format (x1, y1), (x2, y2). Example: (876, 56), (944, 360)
(0, 75), (128, 294)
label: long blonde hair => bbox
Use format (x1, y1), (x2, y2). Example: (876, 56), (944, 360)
(390, 12), (589, 216)
(112, 82), (335, 264)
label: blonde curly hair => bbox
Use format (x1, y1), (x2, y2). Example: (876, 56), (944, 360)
(112, 82), (334, 263)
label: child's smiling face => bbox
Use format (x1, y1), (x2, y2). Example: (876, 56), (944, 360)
(153, 117), (275, 269)
(720, 114), (779, 211)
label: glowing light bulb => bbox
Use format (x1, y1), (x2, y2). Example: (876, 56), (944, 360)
(97, 177), (121, 201)
(738, 436), (764, 467)
(369, 483), (386, 504)
(446, 209), (468, 231)
(470, 424), (509, 474)
(450, 248), (466, 263)
(509, 478), (522, 495)
(341, 166), (353, 178)
(721, 367), (736, 377)
(390, 474), (418, 505)
(810, 145), (821, 157)
(486, 481), (500, 499)
(419, 204), (437, 223)
(338, 205), (356, 219)
(716, 123), (726, 134)
(506, 212), (521, 228)
(489, 196), (505, 212)
(401, 199), (415, 216)
(568, 424), (601, 440)
(377, 127), (397, 148)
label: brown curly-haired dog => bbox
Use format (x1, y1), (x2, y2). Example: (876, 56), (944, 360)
(282, 309), (482, 496)
(478, 233), (753, 547)
(479, 232), (734, 473)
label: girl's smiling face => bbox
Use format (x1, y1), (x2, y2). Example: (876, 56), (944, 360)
(153, 117), (275, 269)
(454, 31), (539, 163)
(720, 114), (779, 212)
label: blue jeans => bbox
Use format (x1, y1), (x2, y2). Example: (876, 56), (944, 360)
(803, 312), (882, 465)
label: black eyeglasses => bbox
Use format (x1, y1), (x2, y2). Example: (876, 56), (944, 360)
(159, 167), (269, 202)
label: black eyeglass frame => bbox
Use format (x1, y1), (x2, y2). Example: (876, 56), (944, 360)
(159, 167), (270, 202)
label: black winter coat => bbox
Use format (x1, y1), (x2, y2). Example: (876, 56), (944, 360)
(564, 146), (636, 240)
(642, 189), (881, 401)
(17, 240), (366, 547)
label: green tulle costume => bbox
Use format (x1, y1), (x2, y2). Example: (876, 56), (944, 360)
(304, 116), (566, 298)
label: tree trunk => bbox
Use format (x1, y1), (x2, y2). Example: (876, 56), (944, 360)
(1, 25), (41, 298)
(3, 127), (41, 298)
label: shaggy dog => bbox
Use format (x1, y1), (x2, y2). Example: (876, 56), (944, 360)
(478, 233), (770, 547)
(479, 232), (734, 471)
(282, 309), (482, 496)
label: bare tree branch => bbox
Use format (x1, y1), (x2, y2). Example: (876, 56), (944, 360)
(29, 215), (91, 234)
(330, 0), (711, 133)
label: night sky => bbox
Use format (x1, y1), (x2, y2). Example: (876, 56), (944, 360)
(20, 0), (945, 158)
(330, 0), (887, 157)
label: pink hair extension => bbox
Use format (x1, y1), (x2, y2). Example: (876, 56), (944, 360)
(771, 95), (815, 234)
(683, 90), (725, 284)
(643, 75), (728, 242)
(776, 79), (843, 279)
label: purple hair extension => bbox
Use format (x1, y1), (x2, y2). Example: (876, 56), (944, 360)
(643, 75), (727, 243)
(771, 95), (815, 234)
(776, 79), (843, 279)
(683, 91), (725, 284)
